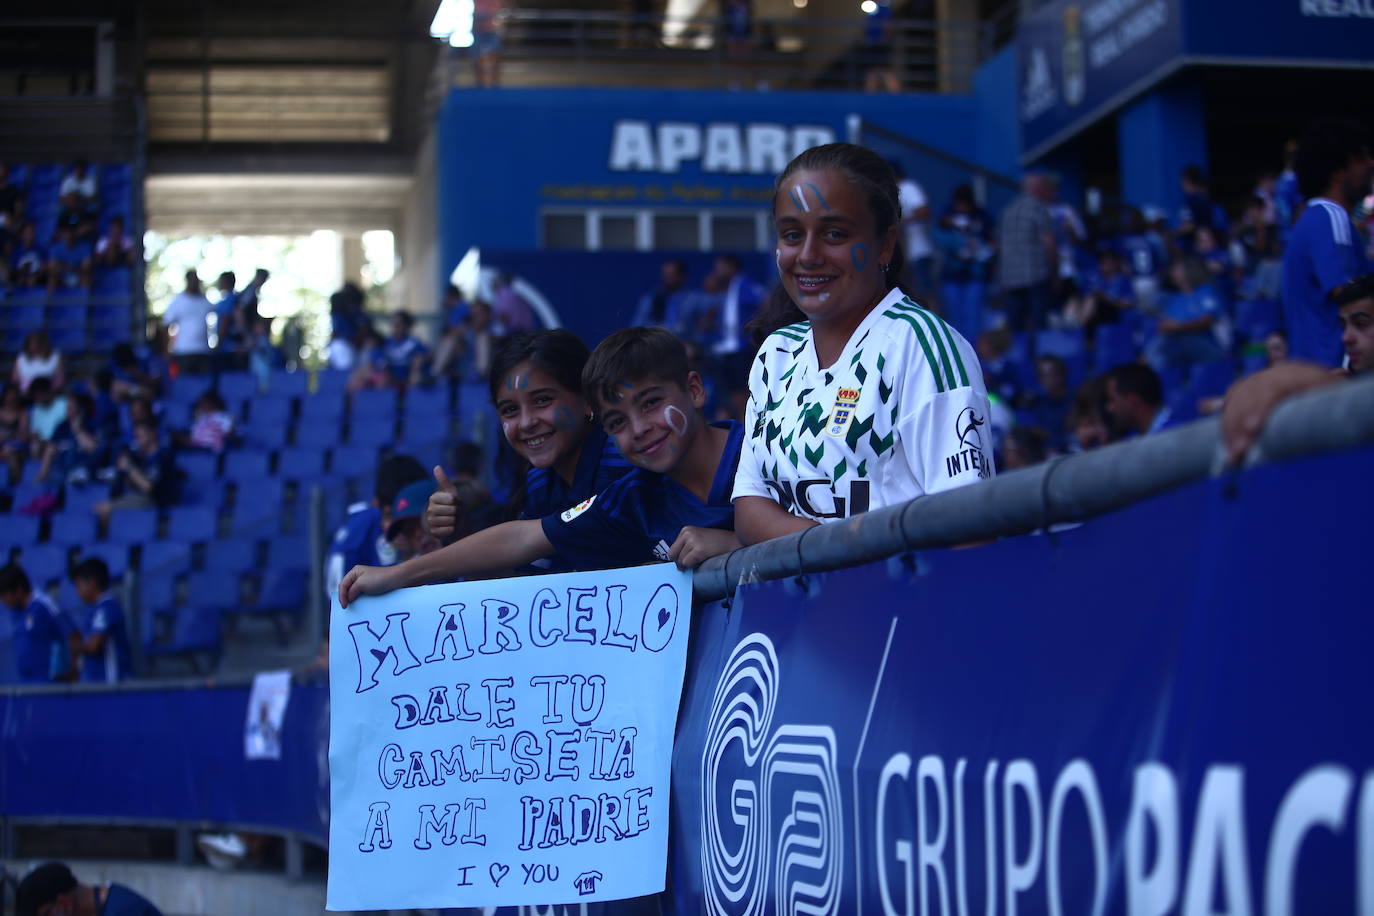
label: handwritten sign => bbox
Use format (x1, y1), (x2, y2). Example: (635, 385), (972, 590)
(326, 564), (692, 911)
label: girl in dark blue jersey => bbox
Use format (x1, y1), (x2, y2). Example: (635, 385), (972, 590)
(426, 329), (632, 541)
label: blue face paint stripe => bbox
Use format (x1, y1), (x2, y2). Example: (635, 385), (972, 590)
(851, 243), (869, 271)
(788, 186), (807, 211)
(805, 182), (831, 211)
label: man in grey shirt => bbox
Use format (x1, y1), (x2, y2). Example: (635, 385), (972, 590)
(997, 173), (1058, 335)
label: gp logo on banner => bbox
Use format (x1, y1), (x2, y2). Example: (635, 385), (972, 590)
(699, 633), (844, 916)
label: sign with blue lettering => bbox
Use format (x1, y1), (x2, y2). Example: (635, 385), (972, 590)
(326, 564), (692, 910)
(669, 444), (1374, 912)
(1019, 0), (1184, 159)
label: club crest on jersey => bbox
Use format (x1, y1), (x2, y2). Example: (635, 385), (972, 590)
(827, 388), (861, 437)
(560, 495), (597, 522)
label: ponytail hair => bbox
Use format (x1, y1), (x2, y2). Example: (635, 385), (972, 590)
(747, 142), (915, 347)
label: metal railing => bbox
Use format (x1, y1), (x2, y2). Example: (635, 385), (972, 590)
(694, 373), (1374, 602)
(436, 7), (1018, 94)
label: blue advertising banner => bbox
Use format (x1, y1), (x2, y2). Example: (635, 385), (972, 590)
(668, 442), (1374, 912)
(327, 564), (693, 911)
(1018, 0), (1184, 160)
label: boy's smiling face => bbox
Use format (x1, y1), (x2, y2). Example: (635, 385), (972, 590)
(598, 372), (706, 473)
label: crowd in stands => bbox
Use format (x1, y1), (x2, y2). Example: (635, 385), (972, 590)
(5, 120), (1370, 687)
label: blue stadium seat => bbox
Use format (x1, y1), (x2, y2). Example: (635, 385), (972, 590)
(223, 449), (271, 483)
(249, 395), (294, 427)
(347, 423), (393, 448)
(11, 482), (53, 511)
(188, 570), (242, 609)
(298, 392), (344, 424)
(352, 388), (397, 420)
(167, 375), (213, 405)
(49, 288), (88, 309)
(47, 326), (88, 351)
(144, 605), (223, 671)
(315, 368), (350, 394)
(0, 516), (41, 550)
(19, 461), (45, 484)
(175, 451), (219, 483)
(49, 511), (98, 547)
(331, 447), (377, 484)
(83, 543), (129, 580)
(229, 477), (283, 531)
(107, 507), (159, 544)
(48, 302), (88, 327)
(278, 447), (327, 480)
(403, 385), (449, 420)
(223, 395), (251, 422)
(269, 534), (309, 564)
(21, 544), (69, 587)
(181, 479), (228, 511)
(29, 164), (59, 188)
(138, 574), (177, 619)
(213, 538), (259, 576)
(1036, 328), (1086, 360)
(99, 162), (131, 186)
(161, 401), (193, 430)
(92, 268), (131, 297)
(242, 418), (289, 451)
(398, 414), (444, 446)
(140, 540), (191, 576)
(218, 372), (258, 401)
(269, 369), (308, 398)
(295, 418), (343, 450)
(167, 505), (217, 542)
(64, 483), (111, 516)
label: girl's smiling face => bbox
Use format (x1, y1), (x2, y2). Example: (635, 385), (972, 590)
(493, 359), (592, 471)
(774, 168), (897, 327)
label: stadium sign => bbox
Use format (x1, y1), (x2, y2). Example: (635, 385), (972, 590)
(608, 121), (837, 175)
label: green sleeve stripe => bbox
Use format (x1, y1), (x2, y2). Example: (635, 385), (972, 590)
(882, 310), (945, 393)
(935, 314), (970, 387)
(893, 299), (968, 390)
(896, 300), (957, 391)
(771, 328), (805, 342)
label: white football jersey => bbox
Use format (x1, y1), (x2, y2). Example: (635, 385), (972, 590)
(732, 287), (994, 522)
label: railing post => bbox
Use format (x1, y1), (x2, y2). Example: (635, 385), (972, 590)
(175, 825), (195, 865)
(308, 484), (325, 644)
(125, 569), (145, 677)
(285, 834), (304, 880)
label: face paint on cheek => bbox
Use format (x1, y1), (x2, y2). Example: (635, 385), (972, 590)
(664, 404), (688, 437)
(501, 419), (518, 442)
(851, 243), (869, 272)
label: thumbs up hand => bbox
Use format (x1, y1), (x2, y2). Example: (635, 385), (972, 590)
(425, 465), (461, 541)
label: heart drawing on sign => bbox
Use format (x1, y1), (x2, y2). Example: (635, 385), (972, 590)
(489, 862), (510, 887)
(658, 606), (670, 629)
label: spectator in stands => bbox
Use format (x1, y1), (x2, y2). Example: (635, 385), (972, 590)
(936, 183), (994, 343)
(236, 267), (271, 327)
(1265, 329), (1289, 366)
(1047, 176), (1089, 295)
(735, 143), (993, 545)
(1237, 193), (1283, 301)
(161, 270), (214, 375)
(16, 861), (164, 916)
(1176, 165), (1225, 245)
(491, 271), (536, 332)
(247, 317), (282, 391)
(862, 0), (899, 93)
(1020, 355), (1072, 451)
(430, 285), (473, 379)
(10, 220), (48, 288)
(632, 258), (692, 331)
(381, 310), (429, 388)
(181, 391), (236, 454)
(1001, 425), (1048, 470)
(109, 343), (159, 402)
(424, 330), (633, 554)
(330, 282), (369, 346)
(1275, 139), (1303, 242)
(95, 419), (179, 524)
(211, 270), (242, 358)
(1104, 362), (1170, 438)
(339, 326), (742, 604)
(0, 384), (30, 483)
(324, 454), (430, 601)
(893, 160), (934, 301)
(1065, 248), (1134, 338)
(1146, 255), (1223, 379)
(1067, 376), (1110, 452)
(975, 327), (1020, 403)
(46, 223), (93, 294)
(58, 159), (98, 218)
(37, 392), (107, 486)
(94, 215), (136, 268)
(694, 254), (765, 418)
(1115, 207), (1165, 313)
(347, 326), (390, 391)
(472, 0), (509, 88)
(27, 377), (69, 445)
(13, 331), (64, 394)
(1221, 275), (1374, 463)
(0, 564), (73, 683)
(69, 557), (132, 684)
(1283, 118), (1372, 366)
(997, 173), (1058, 335)
(385, 479), (441, 562)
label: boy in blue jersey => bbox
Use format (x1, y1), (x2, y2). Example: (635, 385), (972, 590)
(338, 327), (742, 606)
(18, 861), (165, 916)
(70, 557), (133, 684)
(0, 563), (74, 683)
(323, 454), (429, 601)
(1283, 118), (1373, 366)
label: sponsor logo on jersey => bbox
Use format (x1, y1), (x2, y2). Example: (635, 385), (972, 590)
(765, 478), (871, 519)
(826, 387), (861, 437)
(652, 539), (672, 561)
(945, 407), (990, 479)
(560, 495), (598, 522)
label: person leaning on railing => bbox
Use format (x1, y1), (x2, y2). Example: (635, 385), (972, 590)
(732, 143), (995, 547)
